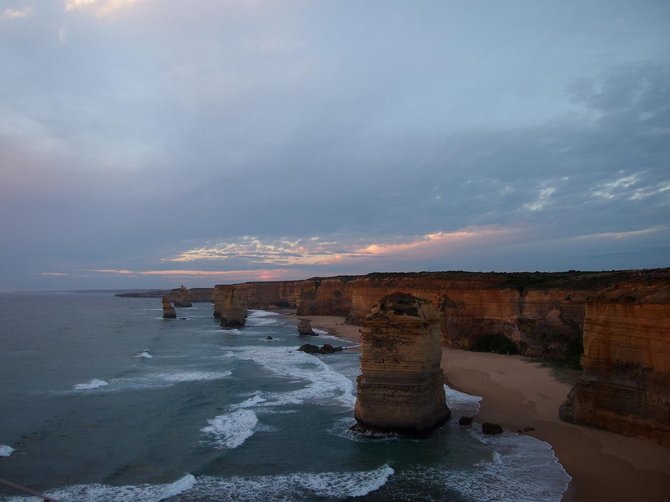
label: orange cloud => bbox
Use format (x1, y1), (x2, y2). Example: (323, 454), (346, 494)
(89, 268), (295, 281)
(164, 227), (516, 267)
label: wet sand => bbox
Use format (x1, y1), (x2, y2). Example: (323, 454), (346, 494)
(301, 314), (670, 502)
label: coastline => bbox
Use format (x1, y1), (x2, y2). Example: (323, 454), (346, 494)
(300, 314), (670, 502)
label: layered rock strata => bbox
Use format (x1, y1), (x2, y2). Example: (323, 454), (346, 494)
(560, 284), (670, 446)
(161, 296), (176, 319)
(354, 293), (451, 433)
(213, 285), (247, 328)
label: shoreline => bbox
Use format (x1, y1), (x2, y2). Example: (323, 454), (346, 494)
(300, 314), (670, 502)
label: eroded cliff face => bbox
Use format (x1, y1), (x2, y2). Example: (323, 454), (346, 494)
(560, 284), (670, 446)
(354, 293), (450, 432)
(213, 285), (247, 328)
(296, 272), (595, 360)
(235, 281), (303, 309)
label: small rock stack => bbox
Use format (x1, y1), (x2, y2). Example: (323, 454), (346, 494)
(213, 285), (247, 328)
(354, 292), (450, 433)
(297, 319), (316, 336)
(162, 296), (177, 319)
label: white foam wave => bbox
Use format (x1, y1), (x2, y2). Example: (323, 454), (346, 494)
(74, 378), (109, 390)
(201, 409), (258, 449)
(70, 371), (231, 393)
(312, 328), (328, 336)
(25, 474), (196, 502)
(245, 317), (278, 327)
(444, 384), (482, 418)
(405, 430), (570, 501)
(247, 310), (280, 318)
(0, 444), (15, 457)
(134, 351), (153, 359)
(150, 370), (231, 383)
(233, 346), (355, 408)
(219, 328), (242, 334)
(192, 465), (393, 499)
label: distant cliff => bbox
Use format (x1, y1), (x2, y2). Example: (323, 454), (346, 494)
(116, 287), (213, 302)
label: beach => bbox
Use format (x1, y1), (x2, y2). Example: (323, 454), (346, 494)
(302, 314), (670, 502)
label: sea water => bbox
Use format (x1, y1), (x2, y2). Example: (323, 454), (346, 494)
(0, 293), (570, 501)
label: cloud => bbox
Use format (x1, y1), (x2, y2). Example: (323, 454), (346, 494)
(163, 227), (516, 268)
(1, 6), (32, 21)
(39, 272), (68, 276)
(64, 0), (144, 16)
(89, 268), (293, 281)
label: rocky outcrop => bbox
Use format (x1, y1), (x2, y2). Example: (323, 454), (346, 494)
(161, 296), (176, 319)
(560, 284), (670, 446)
(213, 285), (247, 328)
(354, 293), (451, 433)
(172, 285), (192, 307)
(297, 319), (316, 336)
(298, 343), (343, 354)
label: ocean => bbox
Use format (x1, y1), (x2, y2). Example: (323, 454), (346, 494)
(0, 292), (570, 501)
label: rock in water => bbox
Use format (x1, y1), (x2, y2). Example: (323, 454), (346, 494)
(482, 422), (503, 435)
(172, 285), (192, 307)
(213, 285), (247, 328)
(162, 296), (177, 319)
(297, 319), (316, 336)
(298, 343), (343, 354)
(354, 292), (451, 433)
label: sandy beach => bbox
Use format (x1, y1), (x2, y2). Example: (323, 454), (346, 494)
(300, 314), (670, 502)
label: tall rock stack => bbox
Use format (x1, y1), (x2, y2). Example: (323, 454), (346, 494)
(354, 292), (450, 433)
(213, 285), (248, 328)
(560, 284), (670, 446)
(162, 296), (177, 319)
(172, 285), (192, 307)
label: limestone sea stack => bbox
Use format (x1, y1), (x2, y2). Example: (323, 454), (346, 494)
(354, 292), (451, 433)
(162, 296), (177, 319)
(213, 285), (247, 328)
(172, 285), (193, 307)
(297, 319), (316, 336)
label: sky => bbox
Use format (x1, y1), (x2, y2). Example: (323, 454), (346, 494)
(1, 0), (669, 290)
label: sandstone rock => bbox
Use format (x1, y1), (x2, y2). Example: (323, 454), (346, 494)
(482, 422), (503, 435)
(213, 285), (247, 328)
(354, 293), (451, 433)
(297, 319), (316, 336)
(161, 296), (176, 319)
(560, 285), (670, 447)
(172, 285), (192, 307)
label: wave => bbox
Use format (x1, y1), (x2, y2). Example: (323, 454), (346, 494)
(201, 409), (258, 449)
(444, 384), (482, 418)
(0, 444), (15, 457)
(70, 371), (232, 393)
(191, 465), (393, 500)
(247, 310), (280, 318)
(12, 467), (392, 502)
(11, 474), (196, 502)
(232, 346), (355, 409)
(134, 351), (153, 359)
(73, 378), (109, 390)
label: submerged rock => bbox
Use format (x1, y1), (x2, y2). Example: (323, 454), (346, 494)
(354, 292), (451, 433)
(482, 422), (503, 435)
(162, 296), (177, 319)
(297, 319), (317, 336)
